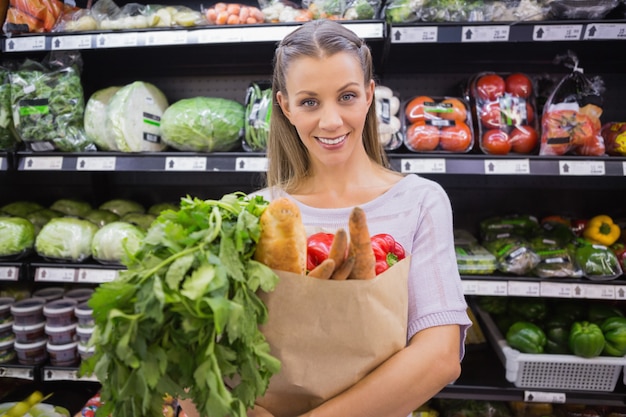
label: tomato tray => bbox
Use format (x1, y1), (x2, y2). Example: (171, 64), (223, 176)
(476, 307), (626, 392)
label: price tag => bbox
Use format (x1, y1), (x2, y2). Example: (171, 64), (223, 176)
(243, 25), (297, 42)
(23, 156), (63, 170)
(461, 280), (481, 295)
(623, 161), (626, 176)
(345, 23), (384, 39)
(0, 156), (5, 170)
(196, 28), (244, 44)
(559, 160), (605, 176)
(51, 35), (92, 50)
(235, 157), (268, 172)
(0, 366), (34, 380)
(540, 281), (572, 298)
(401, 158), (446, 173)
(461, 25), (509, 42)
(524, 391), (566, 403)
(165, 157), (207, 171)
(76, 156), (117, 171)
(462, 280), (506, 295)
(484, 159), (530, 175)
(96, 32), (139, 48)
(508, 280), (541, 297)
(4, 36), (47, 51)
(583, 23), (626, 40)
(391, 27), (438, 43)
(533, 25), (583, 41)
(44, 368), (81, 381)
(77, 268), (119, 283)
(571, 283), (615, 299)
(0, 266), (19, 281)
(145, 30), (189, 46)
(35, 267), (77, 283)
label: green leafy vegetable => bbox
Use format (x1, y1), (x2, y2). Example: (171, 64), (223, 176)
(35, 217), (98, 262)
(0, 67), (19, 151)
(243, 82), (272, 152)
(80, 193), (281, 417)
(91, 221), (145, 265)
(0, 216), (35, 258)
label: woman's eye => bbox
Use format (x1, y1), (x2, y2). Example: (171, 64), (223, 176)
(340, 93), (356, 102)
(301, 99), (317, 107)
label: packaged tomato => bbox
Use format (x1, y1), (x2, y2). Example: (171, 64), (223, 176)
(402, 95), (474, 153)
(467, 71), (540, 155)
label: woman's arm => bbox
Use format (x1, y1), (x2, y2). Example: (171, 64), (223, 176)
(300, 324), (461, 417)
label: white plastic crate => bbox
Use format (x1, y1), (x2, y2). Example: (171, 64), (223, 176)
(476, 307), (626, 392)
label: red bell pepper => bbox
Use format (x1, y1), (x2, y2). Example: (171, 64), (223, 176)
(371, 233), (406, 275)
(611, 242), (626, 270)
(306, 232), (334, 271)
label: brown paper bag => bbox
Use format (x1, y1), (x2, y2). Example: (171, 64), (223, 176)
(255, 257), (410, 417)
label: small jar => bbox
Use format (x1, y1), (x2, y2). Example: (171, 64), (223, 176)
(45, 323), (77, 345)
(43, 298), (78, 327)
(14, 339), (47, 365)
(47, 341), (78, 367)
(12, 321), (46, 343)
(11, 298), (46, 325)
(64, 288), (94, 304)
(32, 287), (65, 303)
(0, 338), (16, 364)
(78, 343), (95, 362)
(0, 297), (15, 323)
(74, 302), (94, 328)
(76, 326), (94, 346)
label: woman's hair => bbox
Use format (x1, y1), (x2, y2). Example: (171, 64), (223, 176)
(265, 19), (388, 192)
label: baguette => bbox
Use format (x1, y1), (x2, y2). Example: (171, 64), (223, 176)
(347, 207), (376, 280)
(328, 228), (348, 270)
(254, 197), (307, 275)
(331, 255), (355, 280)
(308, 258), (335, 280)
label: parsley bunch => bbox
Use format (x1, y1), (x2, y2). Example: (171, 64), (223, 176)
(80, 193), (281, 417)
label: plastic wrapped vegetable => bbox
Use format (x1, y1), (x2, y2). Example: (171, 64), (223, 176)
(375, 85), (402, 150)
(547, 0), (620, 20)
(49, 198), (92, 217)
(482, 233), (540, 275)
(0, 200), (44, 217)
(91, 221), (145, 265)
(35, 217), (98, 262)
(243, 81), (272, 151)
(84, 86), (122, 151)
(121, 212), (156, 231)
(575, 242), (623, 280)
(98, 199), (145, 217)
(82, 209), (120, 228)
(161, 97), (244, 152)
(0, 68), (19, 151)
(25, 208), (63, 233)
(0, 216), (36, 259)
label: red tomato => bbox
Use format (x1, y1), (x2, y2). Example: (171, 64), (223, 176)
(440, 122), (472, 152)
(405, 96), (435, 124)
(481, 129), (511, 155)
(439, 98), (468, 122)
(405, 122), (440, 151)
(526, 102), (535, 124)
(475, 74), (505, 101)
(479, 102), (502, 129)
(509, 125), (538, 154)
(505, 73), (533, 99)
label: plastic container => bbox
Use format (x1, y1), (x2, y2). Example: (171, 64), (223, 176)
(14, 339), (47, 365)
(10, 298), (46, 325)
(43, 298), (78, 327)
(0, 320), (14, 342)
(32, 287), (65, 302)
(455, 242), (497, 275)
(76, 326), (94, 346)
(74, 302), (94, 328)
(0, 338), (15, 364)
(63, 288), (94, 304)
(12, 321), (46, 343)
(0, 296), (15, 323)
(47, 341), (79, 366)
(45, 323), (77, 345)
(78, 343), (95, 361)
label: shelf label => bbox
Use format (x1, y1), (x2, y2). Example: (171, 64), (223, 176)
(145, 30), (189, 46)
(461, 25), (509, 42)
(235, 157), (268, 172)
(615, 286), (626, 300)
(533, 25), (583, 41)
(0, 366), (34, 380)
(524, 391), (566, 403)
(96, 32), (139, 48)
(558, 160), (605, 176)
(165, 157), (207, 171)
(77, 268), (119, 283)
(51, 35), (92, 50)
(76, 156), (117, 171)
(0, 266), (19, 281)
(43, 368), (97, 381)
(344, 23), (384, 39)
(197, 28), (244, 43)
(4, 36), (46, 51)
(0, 156), (5, 170)
(391, 27), (438, 43)
(242, 25), (297, 42)
(583, 23), (626, 40)
(572, 283), (615, 299)
(401, 158), (446, 173)
(35, 267), (77, 282)
(623, 161), (626, 176)
(462, 280), (507, 296)
(484, 159), (530, 175)
(508, 280), (541, 297)
(23, 156), (63, 170)
(540, 281), (572, 298)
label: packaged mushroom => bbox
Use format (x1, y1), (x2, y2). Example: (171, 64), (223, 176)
(374, 85), (403, 150)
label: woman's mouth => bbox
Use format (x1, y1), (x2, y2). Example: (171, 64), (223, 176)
(316, 134), (347, 146)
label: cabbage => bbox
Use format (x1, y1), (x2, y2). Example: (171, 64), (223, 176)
(160, 97), (244, 152)
(84, 86), (122, 151)
(0, 216), (35, 258)
(91, 221), (145, 264)
(1, 200), (44, 217)
(99, 199), (145, 216)
(147, 202), (178, 216)
(121, 212), (156, 231)
(83, 209), (120, 227)
(26, 208), (63, 233)
(49, 198), (92, 217)
(35, 217), (98, 262)
(107, 81), (169, 152)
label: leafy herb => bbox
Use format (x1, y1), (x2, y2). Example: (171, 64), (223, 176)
(80, 193), (281, 417)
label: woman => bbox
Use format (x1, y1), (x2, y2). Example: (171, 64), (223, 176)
(181, 19), (471, 417)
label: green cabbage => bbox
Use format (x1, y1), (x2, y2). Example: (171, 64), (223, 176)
(91, 221), (145, 265)
(49, 198), (92, 217)
(26, 208), (63, 234)
(1, 200), (44, 217)
(147, 202), (178, 216)
(35, 217), (98, 262)
(121, 212), (156, 231)
(0, 216), (35, 258)
(83, 209), (120, 228)
(160, 97), (244, 152)
(99, 199), (145, 216)
(84, 86), (122, 151)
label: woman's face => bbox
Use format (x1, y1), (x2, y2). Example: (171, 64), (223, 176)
(276, 52), (375, 168)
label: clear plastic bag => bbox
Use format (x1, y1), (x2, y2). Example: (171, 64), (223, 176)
(243, 81), (272, 152)
(548, 0), (621, 20)
(375, 85), (403, 151)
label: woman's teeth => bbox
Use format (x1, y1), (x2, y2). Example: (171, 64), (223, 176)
(318, 135), (346, 145)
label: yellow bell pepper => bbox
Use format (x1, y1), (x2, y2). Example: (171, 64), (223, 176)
(583, 215), (621, 246)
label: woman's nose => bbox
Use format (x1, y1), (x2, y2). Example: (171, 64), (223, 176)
(318, 104), (342, 131)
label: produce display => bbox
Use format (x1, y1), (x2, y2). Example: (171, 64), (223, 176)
(374, 85), (402, 150)
(243, 81), (272, 152)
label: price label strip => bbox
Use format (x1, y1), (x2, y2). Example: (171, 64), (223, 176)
(0, 366), (35, 380)
(461, 25), (509, 42)
(540, 281), (573, 298)
(76, 156), (117, 171)
(401, 158), (446, 174)
(235, 157), (268, 172)
(462, 280), (507, 296)
(533, 25), (583, 41)
(35, 267), (77, 283)
(508, 280), (541, 297)
(165, 157), (207, 171)
(524, 391), (566, 403)
(145, 30), (189, 46)
(559, 160), (605, 176)
(51, 34), (93, 50)
(43, 368), (97, 381)
(0, 266), (19, 281)
(484, 159), (530, 175)
(77, 268), (119, 283)
(571, 283), (616, 299)
(22, 156), (64, 170)
(96, 32), (139, 48)
(391, 27), (438, 43)
(4, 36), (47, 51)
(583, 23), (626, 40)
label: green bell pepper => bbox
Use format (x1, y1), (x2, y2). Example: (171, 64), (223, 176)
(506, 321), (547, 354)
(569, 321), (605, 358)
(601, 316), (626, 357)
(477, 296), (508, 315)
(507, 297), (547, 323)
(543, 316), (573, 354)
(588, 303), (624, 325)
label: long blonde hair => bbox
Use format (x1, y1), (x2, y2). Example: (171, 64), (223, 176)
(265, 19), (388, 193)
